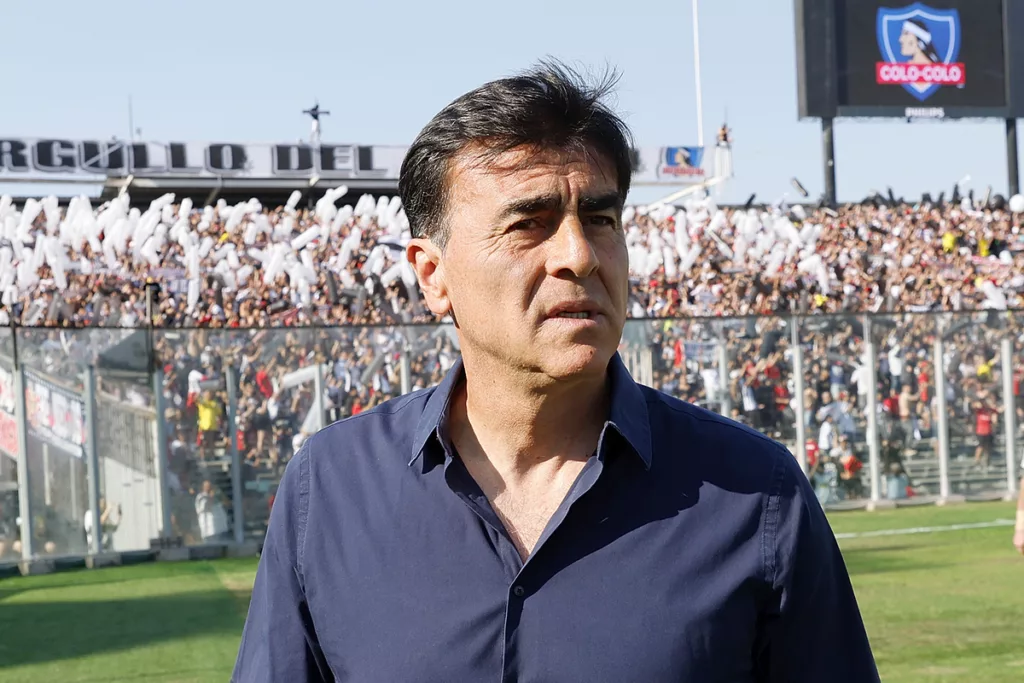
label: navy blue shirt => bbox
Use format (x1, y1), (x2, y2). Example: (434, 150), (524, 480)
(234, 354), (878, 682)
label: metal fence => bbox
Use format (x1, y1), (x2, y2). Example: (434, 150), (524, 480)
(0, 310), (1021, 564)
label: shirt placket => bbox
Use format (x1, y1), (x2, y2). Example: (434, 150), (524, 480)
(442, 429), (614, 683)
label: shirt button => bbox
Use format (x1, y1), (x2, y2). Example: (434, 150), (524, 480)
(512, 585), (526, 598)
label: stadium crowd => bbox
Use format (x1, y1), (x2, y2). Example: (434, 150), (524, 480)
(1, 190), (1023, 553)
(1, 190), (1023, 329)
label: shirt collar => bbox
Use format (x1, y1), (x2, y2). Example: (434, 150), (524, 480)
(408, 352), (653, 471)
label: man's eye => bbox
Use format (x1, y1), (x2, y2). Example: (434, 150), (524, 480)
(586, 215), (617, 227)
(510, 218), (542, 231)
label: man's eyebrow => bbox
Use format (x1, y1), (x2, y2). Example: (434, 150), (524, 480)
(578, 192), (622, 213)
(497, 191), (621, 222)
(497, 194), (562, 222)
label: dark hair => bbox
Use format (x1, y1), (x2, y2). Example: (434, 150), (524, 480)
(399, 59), (635, 248)
(906, 20), (941, 63)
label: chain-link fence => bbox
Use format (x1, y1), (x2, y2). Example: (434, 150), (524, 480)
(2, 310), (1022, 565)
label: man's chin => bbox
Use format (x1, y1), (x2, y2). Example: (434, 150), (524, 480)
(538, 345), (613, 380)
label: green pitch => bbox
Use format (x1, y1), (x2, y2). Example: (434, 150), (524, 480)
(0, 502), (1021, 683)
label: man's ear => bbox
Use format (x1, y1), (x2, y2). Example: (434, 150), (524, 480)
(407, 238), (452, 318)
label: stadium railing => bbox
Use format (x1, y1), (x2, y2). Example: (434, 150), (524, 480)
(0, 310), (1021, 566)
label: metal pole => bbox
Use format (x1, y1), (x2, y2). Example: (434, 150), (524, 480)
(792, 318), (808, 474)
(145, 284), (157, 367)
(128, 95), (136, 144)
(145, 283), (172, 540)
(822, 118), (837, 208)
(400, 342), (412, 396)
(1007, 119), (1019, 197)
(1002, 337), (1018, 495)
(933, 337), (951, 500)
(69, 457), (79, 535)
(642, 347), (654, 388)
(314, 362), (326, 432)
(717, 338), (731, 416)
(15, 364), (34, 559)
(152, 365), (172, 539)
(84, 365), (103, 555)
(864, 317), (882, 502)
(42, 444), (51, 507)
(226, 365), (244, 544)
(692, 0), (705, 149)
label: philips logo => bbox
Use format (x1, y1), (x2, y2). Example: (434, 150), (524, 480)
(905, 106), (945, 118)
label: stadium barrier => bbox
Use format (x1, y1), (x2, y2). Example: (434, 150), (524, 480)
(0, 311), (1021, 574)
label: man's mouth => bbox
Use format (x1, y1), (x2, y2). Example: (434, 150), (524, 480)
(556, 311), (592, 319)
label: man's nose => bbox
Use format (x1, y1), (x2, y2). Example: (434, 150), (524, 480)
(546, 217), (599, 279)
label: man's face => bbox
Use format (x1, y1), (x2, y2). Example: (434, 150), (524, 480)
(899, 30), (920, 58)
(409, 145), (628, 382)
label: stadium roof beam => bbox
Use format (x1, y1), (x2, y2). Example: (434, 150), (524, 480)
(1, 173), (401, 207)
(0, 175), (396, 191)
(653, 175), (728, 205)
(113, 176), (395, 192)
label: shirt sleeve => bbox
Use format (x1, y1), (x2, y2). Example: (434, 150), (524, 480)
(754, 447), (880, 683)
(232, 445), (334, 683)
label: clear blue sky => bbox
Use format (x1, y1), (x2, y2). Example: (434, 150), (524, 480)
(1, 0), (1019, 205)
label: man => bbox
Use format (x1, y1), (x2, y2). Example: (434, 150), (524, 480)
(194, 479), (229, 543)
(818, 410), (837, 453)
(195, 389), (223, 460)
(233, 62), (878, 682)
(83, 497), (122, 551)
(973, 398), (998, 469)
(898, 383), (920, 450)
(899, 19), (941, 64)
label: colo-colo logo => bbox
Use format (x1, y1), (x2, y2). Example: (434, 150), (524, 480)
(0, 139), (390, 177)
(875, 2), (964, 102)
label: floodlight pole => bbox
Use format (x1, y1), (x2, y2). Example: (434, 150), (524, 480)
(692, 0), (705, 149)
(822, 118), (837, 208)
(1007, 119), (1019, 196)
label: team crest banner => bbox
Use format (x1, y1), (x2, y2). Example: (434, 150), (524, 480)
(875, 2), (964, 102)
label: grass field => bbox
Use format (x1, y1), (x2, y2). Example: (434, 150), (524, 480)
(1, 502), (1022, 683)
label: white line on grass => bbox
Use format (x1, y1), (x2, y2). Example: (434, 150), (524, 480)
(834, 520), (1015, 540)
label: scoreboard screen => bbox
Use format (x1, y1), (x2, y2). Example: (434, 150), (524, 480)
(796, 0), (1024, 119)
(837, 0), (1006, 110)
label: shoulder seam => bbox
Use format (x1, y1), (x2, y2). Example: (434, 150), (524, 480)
(296, 445), (311, 590)
(762, 444), (787, 588)
(645, 393), (782, 448)
(320, 388), (431, 431)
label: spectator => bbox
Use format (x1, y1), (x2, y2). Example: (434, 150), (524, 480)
(811, 454), (841, 506)
(833, 435), (864, 500)
(0, 491), (17, 560)
(886, 462), (911, 500)
(83, 497), (121, 551)
(194, 479), (230, 543)
(898, 383), (920, 451)
(818, 413), (837, 454)
(973, 399), (998, 469)
(196, 390), (224, 460)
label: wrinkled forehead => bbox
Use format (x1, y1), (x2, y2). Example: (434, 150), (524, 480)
(446, 144), (620, 211)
